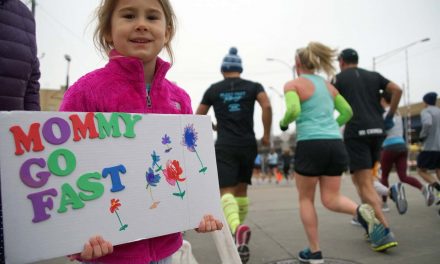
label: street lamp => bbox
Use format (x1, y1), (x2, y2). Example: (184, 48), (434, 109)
(372, 37), (430, 170)
(266, 57), (296, 79)
(372, 38), (430, 71)
(373, 37), (430, 107)
(64, 54), (71, 90)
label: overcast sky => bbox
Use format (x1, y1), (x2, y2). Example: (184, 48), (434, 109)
(29, 0), (440, 138)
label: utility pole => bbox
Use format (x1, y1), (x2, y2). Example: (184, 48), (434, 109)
(64, 55), (72, 90)
(31, 0), (36, 17)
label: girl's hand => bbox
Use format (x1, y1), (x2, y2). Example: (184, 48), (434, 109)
(68, 235), (113, 261)
(195, 214), (223, 233)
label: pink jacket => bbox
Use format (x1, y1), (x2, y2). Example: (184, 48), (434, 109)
(60, 50), (192, 115)
(60, 50), (192, 263)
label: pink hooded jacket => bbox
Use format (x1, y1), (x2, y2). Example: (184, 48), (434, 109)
(60, 50), (192, 263)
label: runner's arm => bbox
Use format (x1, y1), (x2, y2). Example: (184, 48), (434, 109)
(257, 91), (272, 146)
(334, 94), (353, 126)
(280, 91), (301, 130)
(385, 81), (402, 116)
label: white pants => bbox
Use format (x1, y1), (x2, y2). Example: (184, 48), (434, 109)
(374, 179), (389, 197)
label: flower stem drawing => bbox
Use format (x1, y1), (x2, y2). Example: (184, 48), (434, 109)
(176, 182), (184, 198)
(194, 149), (206, 173)
(145, 167), (161, 209)
(182, 124), (207, 173)
(109, 199), (128, 231)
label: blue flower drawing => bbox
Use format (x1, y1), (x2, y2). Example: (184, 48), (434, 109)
(182, 124), (198, 152)
(151, 151), (162, 172)
(146, 167), (161, 187)
(182, 124), (207, 173)
(145, 161), (161, 209)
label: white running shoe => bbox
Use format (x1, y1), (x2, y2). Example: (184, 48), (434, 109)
(422, 184), (435, 207)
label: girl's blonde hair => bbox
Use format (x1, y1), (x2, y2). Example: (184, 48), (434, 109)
(93, 0), (177, 64)
(296, 42), (337, 77)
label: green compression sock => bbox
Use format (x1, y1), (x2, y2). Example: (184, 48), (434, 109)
(235, 196), (249, 223)
(221, 193), (240, 234)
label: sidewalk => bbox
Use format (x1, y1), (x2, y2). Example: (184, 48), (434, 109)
(184, 174), (440, 264)
(36, 174), (440, 264)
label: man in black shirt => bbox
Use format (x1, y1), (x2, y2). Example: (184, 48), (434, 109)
(333, 48), (402, 252)
(196, 47), (272, 263)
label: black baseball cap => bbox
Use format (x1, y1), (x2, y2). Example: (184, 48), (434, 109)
(338, 48), (359, 63)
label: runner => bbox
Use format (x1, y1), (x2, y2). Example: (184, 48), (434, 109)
(196, 47), (272, 263)
(333, 48), (402, 251)
(279, 42), (386, 262)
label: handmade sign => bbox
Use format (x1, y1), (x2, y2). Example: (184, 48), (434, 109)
(0, 111), (222, 264)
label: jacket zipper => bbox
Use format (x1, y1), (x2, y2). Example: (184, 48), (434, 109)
(146, 84), (152, 108)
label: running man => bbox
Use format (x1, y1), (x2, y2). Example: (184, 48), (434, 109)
(333, 48), (402, 251)
(196, 47), (272, 263)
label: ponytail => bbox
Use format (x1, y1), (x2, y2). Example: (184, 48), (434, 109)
(296, 42), (337, 78)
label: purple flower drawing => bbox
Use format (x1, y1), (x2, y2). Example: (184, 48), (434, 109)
(161, 134), (173, 153)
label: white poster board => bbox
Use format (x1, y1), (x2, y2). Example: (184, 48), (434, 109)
(0, 111), (222, 264)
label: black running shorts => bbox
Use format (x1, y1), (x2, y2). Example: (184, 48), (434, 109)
(294, 139), (348, 176)
(344, 136), (385, 172)
(417, 151), (440, 170)
(215, 144), (257, 188)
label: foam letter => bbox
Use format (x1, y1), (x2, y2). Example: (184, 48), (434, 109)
(42, 117), (71, 145)
(20, 158), (51, 188)
(119, 113), (142, 138)
(10, 123), (44, 155)
(57, 183), (85, 213)
(102, 165), (126, 192)
(70, 113), (99, 142)
(47, 148), (76, 177)
(77, 172), (105, 201)
(27, 188), (58, 223)
(95, 112), (121, 139)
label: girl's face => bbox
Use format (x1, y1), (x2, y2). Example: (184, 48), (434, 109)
(107, 0), (170, 63)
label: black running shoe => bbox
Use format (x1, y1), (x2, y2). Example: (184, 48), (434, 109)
(298, 248), (324, 264)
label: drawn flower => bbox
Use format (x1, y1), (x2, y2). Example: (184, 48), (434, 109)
(181, 123), (207, 173)
(151, 150), (161, 168)
(109, 198), (128, 231)
(182, 124), (198, 152)
(110, 198), (121, 213)
(146, 167), (161, 187)
(162, 134), (171, 145)
(162, 134), (173, 153)
(163, 160), (185, 186)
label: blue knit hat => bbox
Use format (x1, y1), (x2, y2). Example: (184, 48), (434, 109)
(221, 47), (243, 73)
(423, 92), (437, 105)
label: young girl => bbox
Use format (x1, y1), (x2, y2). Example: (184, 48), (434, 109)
(60, 0), (222, 263)
(279, 42), (388, 262)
